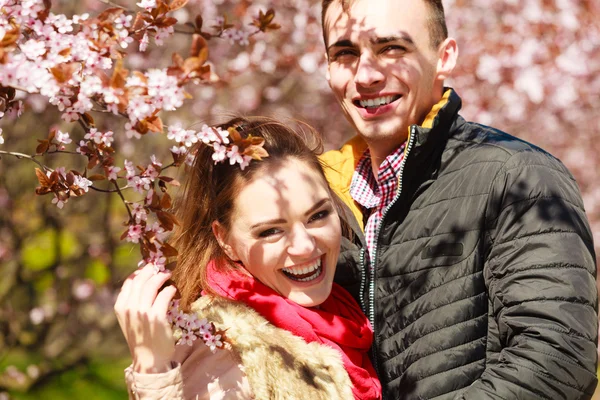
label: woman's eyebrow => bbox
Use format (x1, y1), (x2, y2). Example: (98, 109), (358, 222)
(304, 198), (331, 217)
(250, 218), (286, 230)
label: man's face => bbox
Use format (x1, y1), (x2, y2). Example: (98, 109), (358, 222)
(324, 0), (443, 154)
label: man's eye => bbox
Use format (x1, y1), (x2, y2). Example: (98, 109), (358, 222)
(331, 49), (358, 60)
(309, 209), (330, 223)
(258, 228), (281, 238)
(381, 45), (406, 54)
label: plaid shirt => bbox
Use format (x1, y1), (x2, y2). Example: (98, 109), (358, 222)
(349, 143), (406, 264)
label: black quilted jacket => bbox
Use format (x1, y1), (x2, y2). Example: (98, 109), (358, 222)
(327, 89), (598, 399)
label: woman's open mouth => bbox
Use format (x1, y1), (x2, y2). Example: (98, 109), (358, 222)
(281, 258), (323, 282)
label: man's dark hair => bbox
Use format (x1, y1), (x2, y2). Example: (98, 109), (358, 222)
(321, 0), (448, 49)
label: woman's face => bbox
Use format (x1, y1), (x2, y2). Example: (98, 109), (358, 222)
(216, 158), (342, 307)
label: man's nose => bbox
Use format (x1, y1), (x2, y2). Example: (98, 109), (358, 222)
(354, 53), (385, 87)
(287, 224), (316, 256)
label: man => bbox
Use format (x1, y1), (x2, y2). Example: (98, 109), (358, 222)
(319, 0), (599, 398)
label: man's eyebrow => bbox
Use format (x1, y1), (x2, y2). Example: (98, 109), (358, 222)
(371, 35), (415, 46)
(327, 39), (355, 51)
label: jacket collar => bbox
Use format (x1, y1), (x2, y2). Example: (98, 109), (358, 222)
(321, 88), (462, 230)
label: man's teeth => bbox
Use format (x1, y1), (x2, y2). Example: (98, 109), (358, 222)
(359, 95), (398, 108)
(282, 259), (322, 282)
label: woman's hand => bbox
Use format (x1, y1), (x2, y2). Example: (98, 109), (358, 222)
(114, 264), (178, 374)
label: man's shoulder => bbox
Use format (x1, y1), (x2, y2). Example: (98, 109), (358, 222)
(448, 118), (569, 175)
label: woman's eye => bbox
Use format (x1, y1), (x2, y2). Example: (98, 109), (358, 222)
(258, 228), (281, 238)
(309, 209), (330, 223)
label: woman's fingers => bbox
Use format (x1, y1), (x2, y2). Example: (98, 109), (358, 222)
(138, 270), (173, 310)
(154, 285), (178, 318)
(128, 264), (158, 307)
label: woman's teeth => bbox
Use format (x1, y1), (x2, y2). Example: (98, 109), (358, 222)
(281, 258), (322, 282)
(358, 95), (400, 108)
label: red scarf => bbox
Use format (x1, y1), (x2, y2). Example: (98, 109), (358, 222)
(206, 261), (382, 400)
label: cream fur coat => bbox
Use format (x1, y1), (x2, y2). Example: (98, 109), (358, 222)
(126, 295), (354, 399)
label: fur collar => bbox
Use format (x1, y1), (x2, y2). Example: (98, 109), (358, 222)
(191, 296), (354, 399)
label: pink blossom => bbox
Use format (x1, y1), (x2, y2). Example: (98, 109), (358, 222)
(212, 143), (227, 163)
(170, 145), (187, 155)
(107, 166), (121, 181)
(178, 330), (198, 346)
(55, 129), (72, 144)
(136, 0), (157, 11)
(125, 122), (142, 139)
(126, 224), (143, 243)
(73, 175), (92, 193)
(205, 333), (223, 352)
(154, 26), (174, 46)
(124, 160), (137, 178)
(139, 33), (149, 52)
(227, 145), (244, 166)
(128, 176), (152, 193)
(51, 195), (66, 209)
(131, 203), (148, 223)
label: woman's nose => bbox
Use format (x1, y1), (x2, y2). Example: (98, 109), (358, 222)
(287, 224), (316, 256)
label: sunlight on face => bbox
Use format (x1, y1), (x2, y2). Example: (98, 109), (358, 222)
(222, 158), (342, 307)
(324, 0), (442, 158)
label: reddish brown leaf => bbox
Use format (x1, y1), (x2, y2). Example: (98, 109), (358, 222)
(120, 228), (129, 241)
(243, 144), (269, 160)
(48, 128), (57, 142)
(169, 0), (188, 11)
(159, 176), (181, 186)
(160, 242), (179, 257)
(160, 192), (172, 209)
(81, 112), (95, 127)
(146, 116), (163, 133)
(110, 60), (128, 89)
(190, 34), (207, 59)
(88, 155), (100, 169)
(156, 210), (175, 231)
(88, 174), (106, 181)
(150, 191), (160, 208)
(251, 9), (280, 32)
(194, 14), (203, 32)
(36, 140), (50, 155)
(172, 52), (184, 67)
(35, 187), (52, 195)
(35, 168), (51, 187)
(227, 127), (243, 143)
(50, 62), (80, 84)
(98, 7), (124, 22)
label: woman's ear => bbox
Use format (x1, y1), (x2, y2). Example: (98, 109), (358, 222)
(212, 221), (239, 261)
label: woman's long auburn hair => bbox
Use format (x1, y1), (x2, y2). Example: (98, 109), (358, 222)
(170, 116), (334, 310)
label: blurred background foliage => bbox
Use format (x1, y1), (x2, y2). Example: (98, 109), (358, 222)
(0, 0), (599, 398)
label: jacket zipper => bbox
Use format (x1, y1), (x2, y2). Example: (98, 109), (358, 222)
(359, 248), (367, 312)
(365, 126), (417, 378)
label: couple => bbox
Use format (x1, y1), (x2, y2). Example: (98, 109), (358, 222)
(115, 0), (598, 399)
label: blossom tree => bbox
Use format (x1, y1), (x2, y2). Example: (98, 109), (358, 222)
(0, 0), (598, 397)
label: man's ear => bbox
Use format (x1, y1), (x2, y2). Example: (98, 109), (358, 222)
(211, 221), (239, 261)
(436, 37), (458, 81)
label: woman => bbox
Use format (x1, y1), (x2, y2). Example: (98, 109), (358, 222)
(114, 117), (381, 399)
